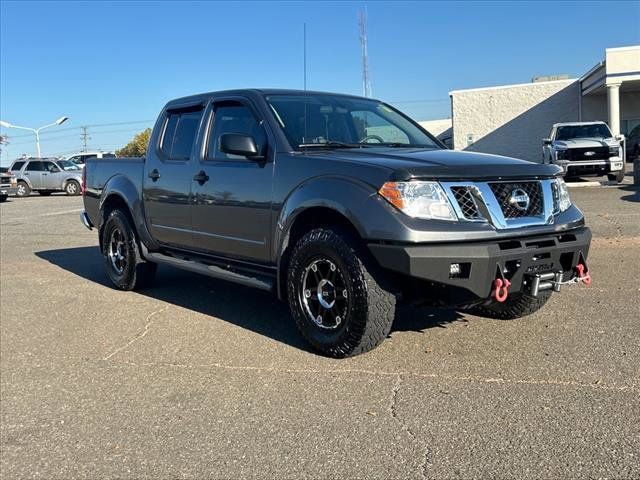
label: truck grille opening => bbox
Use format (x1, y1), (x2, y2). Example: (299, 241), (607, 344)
(450, 186), (483, 220)
(489, 181), (543, 219)
(565, 146), (610, 161)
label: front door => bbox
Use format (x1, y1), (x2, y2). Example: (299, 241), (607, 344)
(191, 99), (273, 262)
(41, 161), (62, 189)
(142, 105), (204, 248)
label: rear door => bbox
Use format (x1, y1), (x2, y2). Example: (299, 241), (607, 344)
(142, 104), (205, 248)
(23, 161), (45, 188)
(190, 97), (274, 262)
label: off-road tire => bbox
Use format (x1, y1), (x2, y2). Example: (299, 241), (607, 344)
(0, 195), (7, 202)
(16, 181), (30, 197)
(287, 227), (396, 358)
(65, 180), (80, 196)
(469, 290), (552, 320)
(101, 209), (157, 291)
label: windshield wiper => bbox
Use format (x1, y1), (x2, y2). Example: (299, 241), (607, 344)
(299, 141), (365, 149)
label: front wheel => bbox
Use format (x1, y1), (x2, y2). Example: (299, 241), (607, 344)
(287, 227), (396, 358)
(16, 181), (30, 197)
(467, 290), (552, 320)
(0, 195), (7, 203)
(607, 170), (625, 183)
(65, 180), (80, 196)
(101, 209), (157, 291)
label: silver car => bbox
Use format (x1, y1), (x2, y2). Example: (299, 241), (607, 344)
(9, 158), (83, 197)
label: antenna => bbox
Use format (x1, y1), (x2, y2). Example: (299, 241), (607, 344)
(358, 8), (372, 98)
(303, 22), (307, 91)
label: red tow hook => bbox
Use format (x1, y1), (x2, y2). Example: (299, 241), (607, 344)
(493, 278), (511, 302)
(575, 263), (592, 286)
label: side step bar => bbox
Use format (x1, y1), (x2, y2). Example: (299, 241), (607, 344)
(140, 245), (275, 292)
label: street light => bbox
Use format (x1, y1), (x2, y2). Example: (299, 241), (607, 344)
(0, 116), (69, 158)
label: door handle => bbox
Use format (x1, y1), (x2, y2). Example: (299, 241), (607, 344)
(148, 169), (160, 181)
(193, 170), (209, 185)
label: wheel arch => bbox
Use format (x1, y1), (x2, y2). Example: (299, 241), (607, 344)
(98, 174), (158, 252)
(276, 205), (365, 301)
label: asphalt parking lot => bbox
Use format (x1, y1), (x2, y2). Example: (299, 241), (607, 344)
(1, 184), (638, 479)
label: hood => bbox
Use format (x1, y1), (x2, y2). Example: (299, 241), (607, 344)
(554, 137), (616, 148)
(309, 147), (561, 181)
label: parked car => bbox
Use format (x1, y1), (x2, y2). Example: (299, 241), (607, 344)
(9, 158), (83, 197)
(66, 151), (116, 167)
(81, 89), (592, 357)
(0, 168), (18, 201)
(542, 121), (625, 183)
(625, 124), (640, 161)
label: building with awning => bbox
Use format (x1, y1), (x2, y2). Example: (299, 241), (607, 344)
(446, 46), (640, 162)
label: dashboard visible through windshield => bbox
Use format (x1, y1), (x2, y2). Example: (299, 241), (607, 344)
(266, 94), (442, 150)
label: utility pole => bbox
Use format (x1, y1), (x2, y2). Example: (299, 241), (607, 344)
(80, 126), (91, 152)
(358, 8), (372, 98)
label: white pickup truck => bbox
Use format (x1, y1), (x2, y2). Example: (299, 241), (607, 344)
(542, 121), (625, 183)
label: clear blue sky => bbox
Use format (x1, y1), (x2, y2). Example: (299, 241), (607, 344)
(1, 0), (639, 164)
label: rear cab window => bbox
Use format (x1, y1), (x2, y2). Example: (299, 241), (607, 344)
(160, 107), (204, 160)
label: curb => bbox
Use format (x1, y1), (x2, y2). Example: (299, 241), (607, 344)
(566, 180), (632, 188)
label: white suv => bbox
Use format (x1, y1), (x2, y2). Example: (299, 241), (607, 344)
(66, 151), (116, 167)
(542, 121), (625, 183)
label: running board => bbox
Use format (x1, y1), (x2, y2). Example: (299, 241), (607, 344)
(141, 246), (275, 292)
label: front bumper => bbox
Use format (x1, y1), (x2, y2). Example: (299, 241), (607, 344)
(0, 186), (17, 196)
(556, 157), (623, 174)
(368, 227), (591, 299)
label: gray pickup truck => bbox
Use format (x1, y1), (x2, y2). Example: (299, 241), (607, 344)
(81, 89), (592, 357)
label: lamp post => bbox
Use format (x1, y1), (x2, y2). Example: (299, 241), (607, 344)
(0, 117), (69, 158)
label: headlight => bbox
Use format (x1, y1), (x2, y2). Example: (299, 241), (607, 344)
(555, 148), (569, 160)
(609, 145), (621, 156)
(378, 181), (458, 221)
(554, 178), (572, 212)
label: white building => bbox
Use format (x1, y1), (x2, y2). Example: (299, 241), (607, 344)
(445, 46), (640, 162)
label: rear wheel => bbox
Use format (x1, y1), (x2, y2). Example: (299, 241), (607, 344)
(287, 227), (396, 357)
(16, 181), (30, 197)
(101, 209), (157, 291)
(65, 180), (80, 196)
(468, 290), (552, 320)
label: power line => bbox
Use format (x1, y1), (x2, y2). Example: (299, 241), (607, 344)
(2, 119), (153, 139)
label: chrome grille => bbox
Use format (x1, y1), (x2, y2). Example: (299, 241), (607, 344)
(488, 181), (543, 218)
(451, 186), (483, 220)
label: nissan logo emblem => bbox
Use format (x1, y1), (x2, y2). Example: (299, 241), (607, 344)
(509, 188), (530, 211)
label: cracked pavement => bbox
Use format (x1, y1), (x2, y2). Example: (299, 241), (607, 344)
(1, 183), (639, 479)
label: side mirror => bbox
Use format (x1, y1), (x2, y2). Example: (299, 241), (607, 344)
(220, 133), (264, 160)
(543, 138), (552, 146)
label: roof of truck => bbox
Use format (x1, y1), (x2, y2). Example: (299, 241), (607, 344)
(165, 89), (375, 107)
(552, 121), (608, 127)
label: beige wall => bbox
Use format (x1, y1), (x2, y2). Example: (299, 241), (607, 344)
(606, 46), (640, 78)
(582, 91), (640, 130)
(450, 79), (579, 162)
(418, 119), (452, 137)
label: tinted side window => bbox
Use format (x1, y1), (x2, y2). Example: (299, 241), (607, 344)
(171, 112), (202, 160)
(43, 162), (57, 172)
(25, 161), (45, 171)
(11, 161), (25, 171)
(160, 109), (203, 160)
(207, 104), (265, 160)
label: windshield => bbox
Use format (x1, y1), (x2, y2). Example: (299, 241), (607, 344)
(266, 94), (441, 150)
(556, 124), (612, 141)
(57, 160), (81, 171)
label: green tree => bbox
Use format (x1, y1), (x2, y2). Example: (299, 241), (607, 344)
(116, 128), (152, 157)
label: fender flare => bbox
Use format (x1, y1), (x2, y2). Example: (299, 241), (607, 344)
(99, 174), (159, 251)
